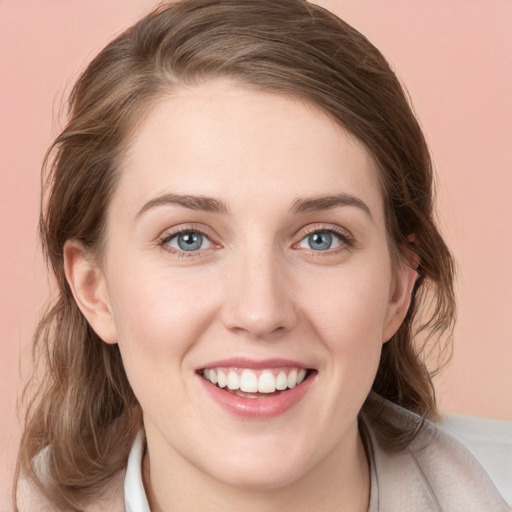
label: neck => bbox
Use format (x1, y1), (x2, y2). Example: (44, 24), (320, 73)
(142, 420), (370, 512)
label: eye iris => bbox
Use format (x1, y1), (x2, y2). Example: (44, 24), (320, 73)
(177, 232), (202, 251)
(308, 232), (332, 251)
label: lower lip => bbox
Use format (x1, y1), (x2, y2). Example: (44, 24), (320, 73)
(198, 373), (315, 420)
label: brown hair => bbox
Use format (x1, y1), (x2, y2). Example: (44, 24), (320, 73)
(15, 0), (455, 509)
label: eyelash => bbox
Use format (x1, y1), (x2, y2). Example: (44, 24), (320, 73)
(297, 226), (355, 253)
(158, 224), (213, 260)
(157, 224), (355, 259)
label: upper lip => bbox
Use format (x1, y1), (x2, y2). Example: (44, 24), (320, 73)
(198, 357), (313, 370)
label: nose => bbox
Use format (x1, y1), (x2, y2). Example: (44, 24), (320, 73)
(220, 247), (298, 339)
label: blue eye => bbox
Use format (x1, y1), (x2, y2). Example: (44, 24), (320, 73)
(298, 230), (343, 251)
(164, 231), (212, 252)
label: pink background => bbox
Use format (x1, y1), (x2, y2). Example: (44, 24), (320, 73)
(1, 0), (511, 504)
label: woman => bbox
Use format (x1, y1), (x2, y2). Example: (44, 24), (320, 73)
(14, 0), (510, 510)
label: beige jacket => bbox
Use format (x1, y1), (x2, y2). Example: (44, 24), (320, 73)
(362, 395), (511, 511)
(17, 395), (511, 511)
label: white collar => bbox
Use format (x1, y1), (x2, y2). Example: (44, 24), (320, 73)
(124, 431), (151, 512)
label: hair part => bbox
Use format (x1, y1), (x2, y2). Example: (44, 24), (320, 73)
(15, 0), (455, 509)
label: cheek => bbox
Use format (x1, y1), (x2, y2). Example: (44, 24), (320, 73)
(106, 267), (218, 376)
(289, 262), (391, 446)
(300, 258), (392, 398)
(105, 270), (220, 426)
(303, 261), (392, 346)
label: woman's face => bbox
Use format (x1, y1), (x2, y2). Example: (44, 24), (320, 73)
(75, 80), (413, 490)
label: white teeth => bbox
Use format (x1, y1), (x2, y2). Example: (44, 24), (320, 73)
(240, 369), (258, 392)
(227, 371), (240, 390)
(275, 371), (288, 391)
(258, 370), (276, 393)
(287, 368), (298, 388)
(217, 370), (227, 388)
(203, 367), (309, 393)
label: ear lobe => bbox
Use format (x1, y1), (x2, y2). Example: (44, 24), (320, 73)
(63, 240), (118, 344)
(382, 253), (418, 343)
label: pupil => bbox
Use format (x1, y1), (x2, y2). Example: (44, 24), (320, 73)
(178, 232), (202, 251)
(309, 232), (332, 251)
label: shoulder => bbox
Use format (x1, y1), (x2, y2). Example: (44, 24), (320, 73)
(16, 466), (126, 512)
(439, 412), (512, 505)
(362, 393), (512, 512)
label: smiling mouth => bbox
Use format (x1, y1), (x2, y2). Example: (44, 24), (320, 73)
(199, 367), (314, 398)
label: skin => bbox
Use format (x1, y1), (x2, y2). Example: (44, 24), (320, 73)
(65, 80), (417, 511)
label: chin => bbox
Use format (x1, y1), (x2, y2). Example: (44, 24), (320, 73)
(205, 458), (310, 491)
(192, 435), (318, 491)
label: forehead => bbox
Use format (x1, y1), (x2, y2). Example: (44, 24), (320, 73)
(114, 80), (384, 220)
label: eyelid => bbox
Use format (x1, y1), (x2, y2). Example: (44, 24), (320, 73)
(158, 223), (216, 241)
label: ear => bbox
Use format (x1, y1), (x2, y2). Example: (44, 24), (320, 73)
(382, 247), (419, 343)
(63, 240), (118, 344)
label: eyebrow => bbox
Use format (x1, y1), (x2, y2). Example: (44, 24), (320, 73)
(135, 192), (372, 220)
(289, 193), (373, 220)
(135, 193), (229, 219)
